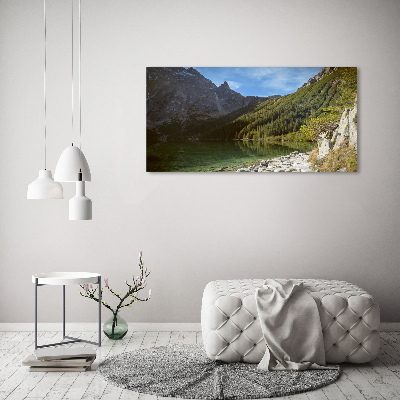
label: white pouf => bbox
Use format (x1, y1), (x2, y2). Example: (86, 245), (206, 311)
(201, 279), (380, 364)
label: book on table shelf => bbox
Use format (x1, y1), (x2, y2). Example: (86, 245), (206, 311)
(34, 346), (97, 360)
(29, 366), (90, 372)
(22, 347), (97, 372)
(22, 354), (96, 367)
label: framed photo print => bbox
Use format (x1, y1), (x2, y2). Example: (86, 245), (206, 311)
(147, 67), (357, 172)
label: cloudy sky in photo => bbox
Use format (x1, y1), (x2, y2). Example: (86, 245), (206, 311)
(194, 67), (324, 97)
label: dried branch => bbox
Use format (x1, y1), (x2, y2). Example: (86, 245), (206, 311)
(79, 252), (152, 316)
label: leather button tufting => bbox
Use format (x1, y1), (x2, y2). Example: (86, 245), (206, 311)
(202, 278), (380, 364)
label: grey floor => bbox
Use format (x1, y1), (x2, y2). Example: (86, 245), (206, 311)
(0, 330), (399, 399)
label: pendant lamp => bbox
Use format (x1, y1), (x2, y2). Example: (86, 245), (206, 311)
(27, 170), (63, 200)
(54, 0), (92, 220)
(69, 171), (92, 220)
(54, 145), (91, 182)
(27, 0), (63, 200)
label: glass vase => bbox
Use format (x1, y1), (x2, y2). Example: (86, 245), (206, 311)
(103, 312), (128, 340)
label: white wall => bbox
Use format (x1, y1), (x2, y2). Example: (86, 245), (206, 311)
(1, 0), (399, 323)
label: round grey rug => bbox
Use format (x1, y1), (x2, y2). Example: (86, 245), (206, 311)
(98, 344), (340, 399)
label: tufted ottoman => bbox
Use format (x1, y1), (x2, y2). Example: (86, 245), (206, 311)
(201, 279), (380, 364)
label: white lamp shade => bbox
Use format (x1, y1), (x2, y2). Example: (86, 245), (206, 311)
(54, 145), (91, 182)
(27, 170), (64, 199)
(69, 181), (92, 220)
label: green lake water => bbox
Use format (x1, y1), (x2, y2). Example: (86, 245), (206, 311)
(147, 140), (316, 172)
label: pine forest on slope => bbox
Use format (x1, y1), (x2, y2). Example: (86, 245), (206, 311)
(221, 67), (357, 142)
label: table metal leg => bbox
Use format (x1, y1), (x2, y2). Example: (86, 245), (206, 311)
(63, 285), (66, 338)
(35, 278), (38, 350)
(98, 276), (102, 347)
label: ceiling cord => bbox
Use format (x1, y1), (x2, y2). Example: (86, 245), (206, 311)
(44, 0), (47, 170)
(71, 0), (74, 147)
(78, 0), (84, 173)
(79, 0), (82, 153)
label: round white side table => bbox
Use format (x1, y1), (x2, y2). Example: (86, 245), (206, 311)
(32, 272), (102, 349)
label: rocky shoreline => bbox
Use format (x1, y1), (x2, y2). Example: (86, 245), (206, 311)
(236, 151), (315, 172)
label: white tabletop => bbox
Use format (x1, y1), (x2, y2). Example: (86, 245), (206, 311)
(32, 272), (101, 285)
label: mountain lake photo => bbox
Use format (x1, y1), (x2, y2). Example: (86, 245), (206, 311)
(146, 67), (357, 172)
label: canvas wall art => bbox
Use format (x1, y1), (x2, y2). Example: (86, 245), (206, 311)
(146, 67), (357, 172)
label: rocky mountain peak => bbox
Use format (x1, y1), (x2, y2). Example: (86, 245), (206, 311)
(186, 67), (202, 77)
(147, 68), (274, 139)
(300, 67), (338, 89)
(216, 81), (233, 96)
